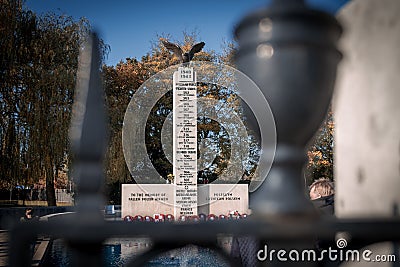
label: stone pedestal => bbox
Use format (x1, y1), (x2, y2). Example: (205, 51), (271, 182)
(198, 184), (249, 216)
(121, 184), (174, 218)
(121, 184), (249, 218)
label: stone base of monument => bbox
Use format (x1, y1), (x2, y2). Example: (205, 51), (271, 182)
(197, 184), (249, 216)
(121, 184), (249, 220)
(121, 184), (175, 217)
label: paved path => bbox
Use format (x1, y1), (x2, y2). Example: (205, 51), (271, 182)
(0, 230), (50, 267)
(32, 237), (51, 267)
(0, 231), (8, 266)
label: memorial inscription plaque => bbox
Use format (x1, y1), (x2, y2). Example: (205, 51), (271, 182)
(173, 66), (198, 217)
(121, 184), (174, 218)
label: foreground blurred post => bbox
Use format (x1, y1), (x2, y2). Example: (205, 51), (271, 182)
(235, 0), (341, 218)
(335, 0), (400, 220)
(235, 0), (342, 265)
(68, 32), (108, 267)
(334, 0), (400, 265)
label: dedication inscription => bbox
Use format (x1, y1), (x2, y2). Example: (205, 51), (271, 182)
(173, 67), (198, 217)
(121, 184), (174, 218)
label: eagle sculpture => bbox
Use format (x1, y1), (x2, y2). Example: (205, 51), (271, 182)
(162, 40), (205, 63)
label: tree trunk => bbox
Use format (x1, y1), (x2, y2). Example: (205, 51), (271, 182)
(45, 167), (57, 206)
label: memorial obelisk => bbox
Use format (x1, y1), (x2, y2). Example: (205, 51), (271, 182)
(122, 41), (250, 220)
(162, 40), (205, 218)
(173, 66), (198, 218)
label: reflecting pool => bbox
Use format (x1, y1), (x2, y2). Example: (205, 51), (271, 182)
(43, 238), (230, 266)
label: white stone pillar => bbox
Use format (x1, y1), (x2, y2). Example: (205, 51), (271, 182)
(173, 66), (198, 218)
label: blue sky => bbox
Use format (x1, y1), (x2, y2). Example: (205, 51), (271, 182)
(25, 0), (349, 66)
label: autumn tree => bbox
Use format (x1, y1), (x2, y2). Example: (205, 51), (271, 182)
(0, 0), (103, 205)
(305, 109), (334, 186)
(102, 33), (253, 203)
(102, 60), (143, 202)
(103, 34), (334, 203)
(0, 0), (34, 193)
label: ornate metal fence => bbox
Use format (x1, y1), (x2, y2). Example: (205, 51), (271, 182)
(9, 0), (400, 266)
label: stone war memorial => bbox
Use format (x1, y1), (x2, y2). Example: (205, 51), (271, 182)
(120, 41), (266, 221)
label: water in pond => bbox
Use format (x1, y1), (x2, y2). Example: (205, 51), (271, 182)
(43, 238), (230, 266)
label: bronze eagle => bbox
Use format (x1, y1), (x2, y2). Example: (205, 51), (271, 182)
(162, 40), (205, 63)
